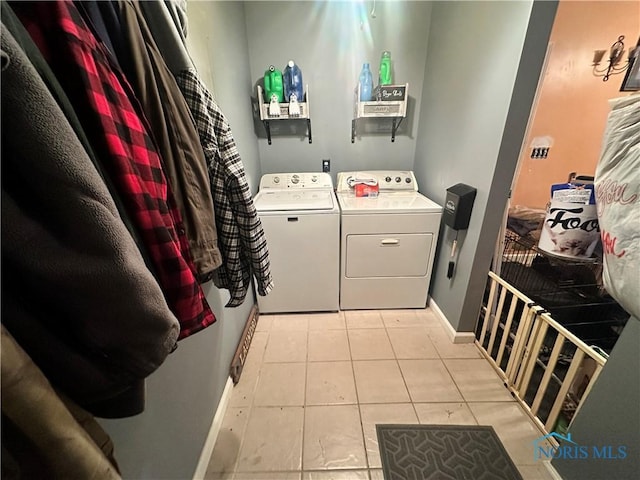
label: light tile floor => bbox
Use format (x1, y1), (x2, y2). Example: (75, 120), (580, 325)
(205, 309), (556, 480)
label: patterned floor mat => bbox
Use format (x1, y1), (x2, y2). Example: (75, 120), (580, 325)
(376, 424), (523, 480)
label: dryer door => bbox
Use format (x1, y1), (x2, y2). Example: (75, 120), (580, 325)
(345, 233), (433, 278)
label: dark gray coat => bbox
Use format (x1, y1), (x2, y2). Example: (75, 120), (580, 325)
(1, 25), (179, 418)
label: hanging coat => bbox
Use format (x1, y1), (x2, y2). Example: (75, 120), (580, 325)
(1, 22), (179, 417)
(1, 3), (157, 278)
(12, 0), (216, 338)
(141, 0), (274, 307)
(86, 0), (223, 279)
(1, 325), (122, 479)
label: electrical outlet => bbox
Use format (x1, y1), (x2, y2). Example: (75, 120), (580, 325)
(322, 159), (330, 172)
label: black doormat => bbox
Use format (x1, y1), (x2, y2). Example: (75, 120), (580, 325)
(376, 424), (523, 480)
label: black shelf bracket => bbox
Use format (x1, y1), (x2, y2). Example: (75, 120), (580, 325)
(263, 120), (272, 145)
(391, 117), (404, 143)
(262, 119), (312, 145)
(351, 117), (404, 143)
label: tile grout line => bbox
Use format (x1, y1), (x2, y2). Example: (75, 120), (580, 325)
(384, 310), (442, 423)
(440, 356), (518, 430)
(381, 312), (401, 360)
(440, 356), (470, 407)
(377, 310), (433, 473)
(441, 354), (517, 405)
(232, 314), (282, 475)
(345, 310), (378, 471)
(265, 316), (308, 473)
(235, 315), (309, 476)
(239, 316), (277, 474)
(300, 321), (310, 474)
(382, 315), (415, 417)
(227, 330), (261, 476)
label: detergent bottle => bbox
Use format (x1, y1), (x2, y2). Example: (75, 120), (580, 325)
(263, 65), (284, 103)
(378, 50), (392, 86)
(283, 60), (304, 103)
(358, 63), (373, 101)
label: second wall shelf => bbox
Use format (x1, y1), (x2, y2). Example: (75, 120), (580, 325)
(352, 83), (409, 143)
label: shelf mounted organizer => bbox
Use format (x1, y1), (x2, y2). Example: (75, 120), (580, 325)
(352, 83), (408, 143)
(256, 84), (312, 145)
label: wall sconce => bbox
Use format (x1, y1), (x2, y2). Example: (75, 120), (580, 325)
(592, 35), (632, 81)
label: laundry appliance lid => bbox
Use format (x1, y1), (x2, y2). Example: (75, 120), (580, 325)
(254, 189), (336, 211)
(337, 192), (442, 215)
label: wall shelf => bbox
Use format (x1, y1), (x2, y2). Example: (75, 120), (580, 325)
(352, 83), (408, 143)
(256, 84), (312, 145)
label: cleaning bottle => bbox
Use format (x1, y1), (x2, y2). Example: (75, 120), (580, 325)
(359, 63), (373, 101)
(263, 65), (284, 103)
(378, 50), (392, 86)
(283, 60), (304, 103)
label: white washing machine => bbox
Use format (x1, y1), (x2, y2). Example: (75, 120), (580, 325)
(254, 172), (340, 313)
(336, 170), (443, 310)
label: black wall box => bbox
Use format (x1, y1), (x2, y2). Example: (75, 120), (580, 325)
(443, 183), (477, 230)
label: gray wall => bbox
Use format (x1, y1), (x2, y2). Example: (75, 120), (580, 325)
(553, 318), (640, 479)
(244, 1), (432, 178)
(99, 294), (251, 479)
(188, 0), (263, 193)
(414, 0), (557, 332)
(99, 2), (259, 479)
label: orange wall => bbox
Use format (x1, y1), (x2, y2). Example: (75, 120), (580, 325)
(511, 0), (639, 209)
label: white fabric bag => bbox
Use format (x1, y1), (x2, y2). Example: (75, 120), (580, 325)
(594, 95), (640, 319)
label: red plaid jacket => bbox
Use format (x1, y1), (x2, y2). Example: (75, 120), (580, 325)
(14, 0), (215, 339)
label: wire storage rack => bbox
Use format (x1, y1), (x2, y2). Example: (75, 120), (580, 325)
(499, 230), (629, 351)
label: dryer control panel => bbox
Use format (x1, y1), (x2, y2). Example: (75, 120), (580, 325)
(336, 171), (418, 193)
(259, 172), (334, 190)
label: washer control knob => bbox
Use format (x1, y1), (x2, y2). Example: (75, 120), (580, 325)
(385, 176), (392, 183)
(405, 177), (412, 183)
(291, 175), (300, 184)
(311, 176), (318, 182)
(395, 176), (402, 183)
(273, 176), (280, 184)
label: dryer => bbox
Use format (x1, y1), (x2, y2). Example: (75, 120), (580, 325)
(254, 172), (339, 313)
(336, 171), (442, 309)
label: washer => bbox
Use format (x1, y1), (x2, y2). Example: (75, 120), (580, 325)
(254, 172), (339, 313)
(336, 170), (443, 310)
